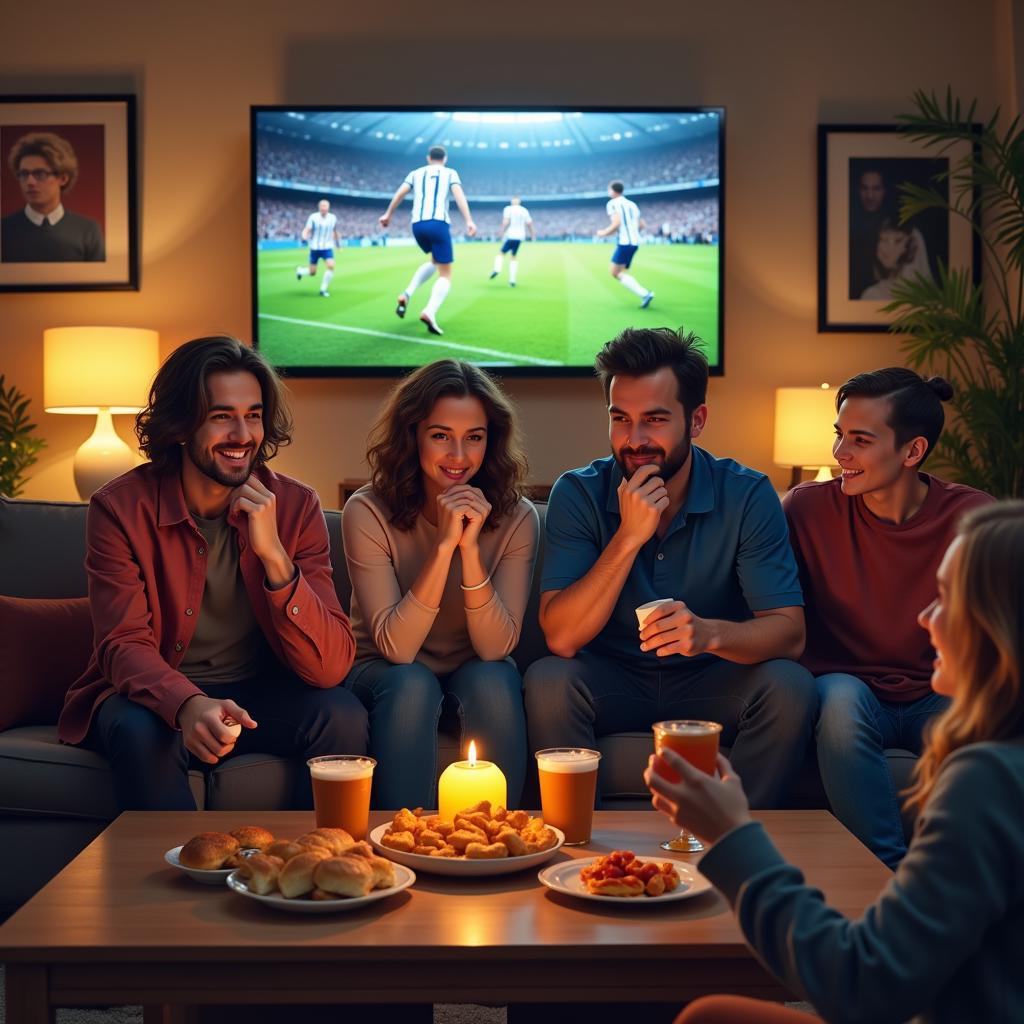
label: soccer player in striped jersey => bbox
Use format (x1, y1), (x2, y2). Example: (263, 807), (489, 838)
(378, 145), (477, 336)
(596, 181), (654, 308)
(295, 199), (340, 297)
(489, 196), (535, 287)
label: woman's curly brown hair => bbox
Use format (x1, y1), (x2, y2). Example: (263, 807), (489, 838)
(136, 336), (292, 473)
(367, 359), (528, 532)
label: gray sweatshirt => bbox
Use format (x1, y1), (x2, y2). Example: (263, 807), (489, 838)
(699, 740), (1024, 1024)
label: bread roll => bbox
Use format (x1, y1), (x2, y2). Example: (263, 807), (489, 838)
(314, 855), (374, 898)
(344, 840), (375, 859)
(179, 832), (240, 870)
(265, 840), (307, 862)
(229, 825), (275, 851)
(278, 850), (331, 899)
(307, 827), (355, 855)
(234, 854), (283, 895)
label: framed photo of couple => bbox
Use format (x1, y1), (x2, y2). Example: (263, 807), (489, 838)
(817, 123), (977, 332)
(0, 94), (137, 292)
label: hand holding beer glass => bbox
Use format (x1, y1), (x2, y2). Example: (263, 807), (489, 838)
(651, 721), (722, 852)
(307, 755), (376, 841)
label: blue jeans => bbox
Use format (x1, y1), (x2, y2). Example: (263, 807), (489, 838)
(345, 656), (527, 810)
(523, 652), (817, 809)
(815, 673), (950, 869)
(86, 668), (369, 812)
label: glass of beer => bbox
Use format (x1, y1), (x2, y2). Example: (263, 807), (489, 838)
(307, 755), (376, 841)
(535, 748), (601, 845)
(651, 721), (722, 853)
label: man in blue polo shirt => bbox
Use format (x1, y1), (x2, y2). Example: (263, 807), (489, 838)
(524, 327), (817, 807)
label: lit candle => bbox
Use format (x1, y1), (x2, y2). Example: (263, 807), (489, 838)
(437, 740), (507, 822)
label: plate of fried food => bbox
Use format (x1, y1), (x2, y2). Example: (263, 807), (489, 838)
(369, 802), (564, 876)
(223, 827), (416, 913)
(538, 849), (712, 905)
(165, 825), (276, 884)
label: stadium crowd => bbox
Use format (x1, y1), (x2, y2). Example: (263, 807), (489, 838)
(256, 135), (719, 198)
(257, 194), (719, 245)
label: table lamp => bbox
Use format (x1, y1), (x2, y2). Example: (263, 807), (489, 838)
(44, 327), (160, 500)
(773, 384), (837, 489)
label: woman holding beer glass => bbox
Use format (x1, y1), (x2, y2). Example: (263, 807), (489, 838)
(343, 359), (537, 810)
(646, 502), (1024, 1024)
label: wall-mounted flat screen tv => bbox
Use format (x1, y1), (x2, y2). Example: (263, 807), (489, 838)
(252, 106), (724, 377)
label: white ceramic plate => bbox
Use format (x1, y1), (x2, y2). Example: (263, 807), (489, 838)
(369, 823), (565, 876)
(164, 845), (236, 885)
(225, 863), (416, 913)
(537, 857), (713, 905)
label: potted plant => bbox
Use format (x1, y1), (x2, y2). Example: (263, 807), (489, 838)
(886, 88), (1023, 498)
(0, 376), (46, 498)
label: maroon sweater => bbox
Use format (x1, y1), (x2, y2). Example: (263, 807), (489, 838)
(783, 475), (992, 702)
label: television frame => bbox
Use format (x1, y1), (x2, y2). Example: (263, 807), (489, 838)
(250, 104), (725, 378)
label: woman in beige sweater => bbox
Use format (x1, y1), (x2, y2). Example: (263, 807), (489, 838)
(343, 359), (539, 809)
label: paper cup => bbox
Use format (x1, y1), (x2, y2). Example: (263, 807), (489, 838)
(635, 598), (675, 629)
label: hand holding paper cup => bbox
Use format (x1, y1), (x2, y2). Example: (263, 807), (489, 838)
(635, 598), (676, 630)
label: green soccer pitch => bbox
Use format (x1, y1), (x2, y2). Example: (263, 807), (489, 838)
(255, 242), (720, 371)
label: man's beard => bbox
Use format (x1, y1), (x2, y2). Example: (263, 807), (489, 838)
(614, 431), (692, 483)
(185, 439), (256, 488)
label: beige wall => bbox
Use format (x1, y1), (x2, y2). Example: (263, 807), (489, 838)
(1, 0), (1011, 506)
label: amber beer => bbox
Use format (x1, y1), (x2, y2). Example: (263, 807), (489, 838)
(652, 721), (722, 782)
(535, 748), (601, 845)
(307, 755), (376, 841)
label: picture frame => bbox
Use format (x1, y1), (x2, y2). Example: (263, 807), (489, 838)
(0, 94), (137, 292)
(817, 124), (977, 332)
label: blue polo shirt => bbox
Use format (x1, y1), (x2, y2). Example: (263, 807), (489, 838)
(541, 448), (803, 670)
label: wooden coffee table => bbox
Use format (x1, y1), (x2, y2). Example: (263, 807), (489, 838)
(0, 810), (890, 1022)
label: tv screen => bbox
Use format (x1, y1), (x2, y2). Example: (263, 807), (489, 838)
(251, 106), (724, 377)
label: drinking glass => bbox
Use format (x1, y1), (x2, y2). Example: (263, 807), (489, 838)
(651, 720), (722, 853)
(307, 755), (376, 840)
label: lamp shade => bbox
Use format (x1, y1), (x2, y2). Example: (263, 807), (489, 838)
(44, 327), (159, 414)
(773, 385), (837, 468)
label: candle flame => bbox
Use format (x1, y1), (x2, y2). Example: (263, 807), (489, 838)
(468, 740), (477, 766)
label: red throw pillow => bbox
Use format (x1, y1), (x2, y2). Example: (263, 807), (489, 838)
(0, 596), (93, 730)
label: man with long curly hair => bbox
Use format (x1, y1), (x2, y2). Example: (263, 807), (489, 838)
(59, 336), (367, 810)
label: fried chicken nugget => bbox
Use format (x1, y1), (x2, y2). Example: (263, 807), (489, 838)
(491, 805), (508, 821)
(432, 844), (458, 857)
(379, 830), (416, 853)
(496, 829), (529, 857)
(524, 826), (558, 853)
(413, 845), (439, 856)
(465, 841), (509, 859)
(453, 819), (489, 841)
(521, 815), (545, 833)
(448, 828), (487, 852)
(456, 812), (492, 835)
(458, 800), (493, 817)
(505, 810), (529, 829)
(423, 815), (455, 836)
(393, 808), (422, 835)
(416, 830), (445, 849)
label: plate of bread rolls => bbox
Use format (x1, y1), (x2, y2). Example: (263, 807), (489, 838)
(226, 835), (415, 913)
(369, 802), (564, 876)
(165, 825), (276, 883)
(537, 850), (712, 905)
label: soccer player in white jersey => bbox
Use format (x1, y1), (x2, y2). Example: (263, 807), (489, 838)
(296, 199), (340, 297)
(596, 181), (654, 308)
(378, 145), (477, 335)
(489, 196), (535, 287)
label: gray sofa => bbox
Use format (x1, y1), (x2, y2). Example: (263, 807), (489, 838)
(0, 495), (916, 915)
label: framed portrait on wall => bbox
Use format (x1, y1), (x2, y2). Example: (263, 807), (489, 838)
(817, 124), (977, 332)
(0, 94), (137, 292)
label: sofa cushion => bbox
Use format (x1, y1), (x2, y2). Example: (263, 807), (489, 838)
(0, 596), (93, 730)
(0, 497), (89, 598)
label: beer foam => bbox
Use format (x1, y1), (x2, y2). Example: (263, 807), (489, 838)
(309, 758), (374, 781)
(536, 750), (600, 774)
(656, 722), (720, 736)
